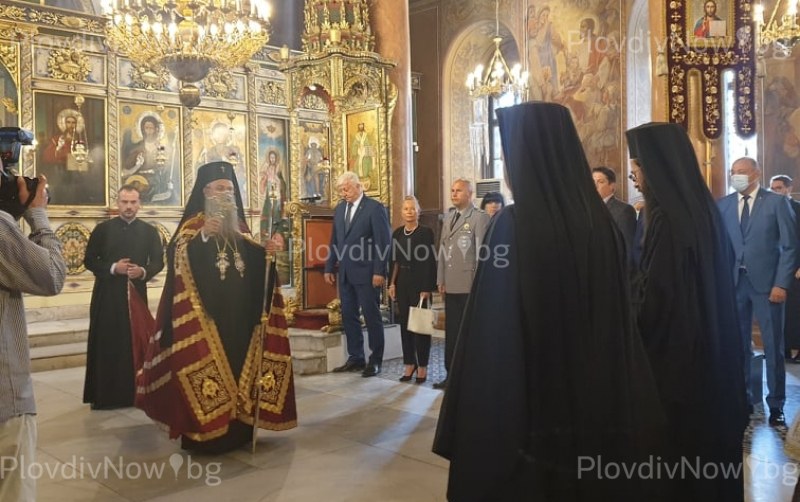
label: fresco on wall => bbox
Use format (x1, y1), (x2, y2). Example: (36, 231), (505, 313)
(526, 1), (622, 170)
(763, 60), (800, 188)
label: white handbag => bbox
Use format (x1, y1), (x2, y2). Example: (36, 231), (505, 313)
(407, 297), (436, 336)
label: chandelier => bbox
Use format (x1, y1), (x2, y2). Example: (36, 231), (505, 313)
(754, 0), (800, 56)
(465, 0), (528, 100)
(102, 0), (272, 107)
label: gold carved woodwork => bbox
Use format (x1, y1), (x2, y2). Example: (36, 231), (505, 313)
(0, 6), (26, 23)
(281, 17), (396, 315)
(55, 222), (91, 275)
(128, 61), (170, 91)
(0, 43), (17, 86)
(47, 46), (91, 82)
(301, 93), (328, 111)
(321, 298), (342, 333)
(285, 200), (309, 322)
(665, 0), (756, 138)
(203, 68), (238, 100)
(257, 79), (286, 106)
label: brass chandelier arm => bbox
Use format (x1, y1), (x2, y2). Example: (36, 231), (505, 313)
(103, 0), (271, 85)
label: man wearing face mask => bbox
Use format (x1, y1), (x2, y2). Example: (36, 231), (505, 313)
(718, 157), (797, 426)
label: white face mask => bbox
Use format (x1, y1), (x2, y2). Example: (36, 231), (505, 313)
(730, 174), (751, 192)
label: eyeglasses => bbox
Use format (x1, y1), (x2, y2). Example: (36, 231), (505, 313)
(628, 173), (638, 183)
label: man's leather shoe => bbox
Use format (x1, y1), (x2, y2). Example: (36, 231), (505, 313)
(362, 364), (381, 377)
(769, 408), (786, 426)
(333, 361), (366, 373)
(432, 379), (447, 390)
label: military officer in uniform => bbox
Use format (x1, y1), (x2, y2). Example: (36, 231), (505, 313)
(434, 179), (490, 389)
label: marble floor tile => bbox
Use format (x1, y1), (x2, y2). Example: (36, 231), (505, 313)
(24, 362), (800, 501)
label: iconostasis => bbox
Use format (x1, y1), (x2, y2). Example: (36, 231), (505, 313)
(0, 4), (327, 294)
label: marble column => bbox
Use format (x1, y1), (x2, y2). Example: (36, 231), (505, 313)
(372, 1), (413, 225)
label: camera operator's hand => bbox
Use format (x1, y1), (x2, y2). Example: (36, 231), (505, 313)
(18, 174), (48, 208)
(113, 258), (131, 275)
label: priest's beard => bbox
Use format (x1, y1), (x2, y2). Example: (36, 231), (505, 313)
(204, 193), (241, 240)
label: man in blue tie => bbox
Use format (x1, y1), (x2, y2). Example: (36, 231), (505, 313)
(325, 171), (391, 377)
(718, 157), (797, 426)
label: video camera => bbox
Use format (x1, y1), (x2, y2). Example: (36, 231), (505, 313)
(0, 127), (39, 218)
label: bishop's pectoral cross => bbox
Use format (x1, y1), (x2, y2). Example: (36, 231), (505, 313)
(216, 249), (231, 281)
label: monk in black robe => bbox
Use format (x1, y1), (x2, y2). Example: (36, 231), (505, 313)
(135, 161), (297, 453)
(83, 185), (163, 409)
(627, 122), (748, 501)
(433, 102), (666, 501)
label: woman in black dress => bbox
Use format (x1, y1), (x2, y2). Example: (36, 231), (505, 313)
(388, 196), (437, 383)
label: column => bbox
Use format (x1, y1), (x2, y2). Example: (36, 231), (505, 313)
(372, 1), (413, 225)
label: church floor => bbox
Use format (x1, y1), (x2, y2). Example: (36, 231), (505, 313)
(28, 345), (800, 501)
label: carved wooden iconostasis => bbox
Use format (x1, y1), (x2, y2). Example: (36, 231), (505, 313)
(0, 2), (329, 303)
(279, 0), (397, 320)
(0, 0), (396, 323)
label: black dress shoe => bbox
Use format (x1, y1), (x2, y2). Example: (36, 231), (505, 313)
(432, 379), (447, 390)
(333, 361), (366, 373)
(769, 408), (786, 426)
(362, 364), (381, 377)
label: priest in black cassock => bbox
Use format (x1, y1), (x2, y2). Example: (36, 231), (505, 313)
(134, 161), (297, 454)
(432, 102), (667, 501)
(83, 185), (164, 409)
(627, 123), (748, 501)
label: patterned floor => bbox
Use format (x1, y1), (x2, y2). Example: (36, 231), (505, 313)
(378, 337), (447, 387)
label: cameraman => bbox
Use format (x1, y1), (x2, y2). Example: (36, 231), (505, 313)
(0, 165), (66, 501)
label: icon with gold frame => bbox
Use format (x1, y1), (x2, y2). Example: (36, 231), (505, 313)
(686, 0), (735, 49)
(34, 91), (107, 207)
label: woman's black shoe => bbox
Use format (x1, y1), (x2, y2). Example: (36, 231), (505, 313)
(399, 364), (418, 382)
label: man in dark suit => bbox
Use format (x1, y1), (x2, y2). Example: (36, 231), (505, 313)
(718, 158), (797, 426)
(325, 172), (391, 377)
(769, 174), (800, 363)
(592, 166), (636, 260)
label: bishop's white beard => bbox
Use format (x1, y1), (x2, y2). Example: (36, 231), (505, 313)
(204, 193), (241, 239)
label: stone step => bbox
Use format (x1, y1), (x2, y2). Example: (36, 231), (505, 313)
(291, 350), (327, 375)
(24, 319), (410, 376)
(288, 328), (343, 353)
(27, 318), (90, 373)
(29, 342), (87, 373)
(25, 304), (90, 324)
(28, 318), (90, 348)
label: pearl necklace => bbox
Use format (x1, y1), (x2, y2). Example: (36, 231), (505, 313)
(403, 225), (418, 236)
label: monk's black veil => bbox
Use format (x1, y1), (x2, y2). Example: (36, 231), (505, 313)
(626, 122), (747, 500)
(434, 102), (665, 501)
